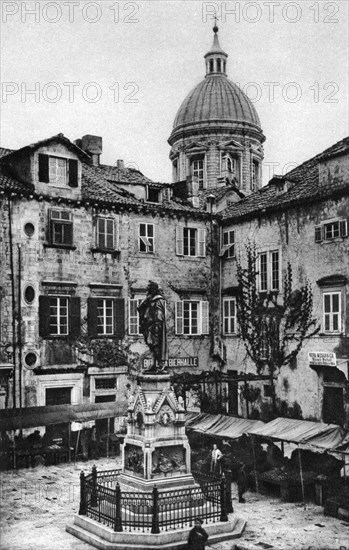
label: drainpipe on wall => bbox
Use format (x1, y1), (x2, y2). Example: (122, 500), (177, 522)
(17, 243), (23, 409)
(7, 198), (17, 408)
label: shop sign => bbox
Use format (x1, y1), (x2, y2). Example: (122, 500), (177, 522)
(143, 357), (198, 369)
(308, 351), (336, 367)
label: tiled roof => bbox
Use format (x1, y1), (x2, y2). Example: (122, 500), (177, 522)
(3, 134), (90, 162)
(0, 140), (208, 216)
(221, 136), (349, 222)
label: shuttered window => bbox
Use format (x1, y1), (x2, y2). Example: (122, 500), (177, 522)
(323, 292), (341, 333)
(175, 300), (209, 335)
(315, 219), (348, 242)
(88, 297), (125, 339)
(176, 226), (206, 257)
(39, 296), (80, 338)
(220, 230), (235, 258)
(38, 154), (78, 187)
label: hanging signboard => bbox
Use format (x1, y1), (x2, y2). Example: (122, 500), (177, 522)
(308, 352), (336, 367)
(143, 357), (198, 369)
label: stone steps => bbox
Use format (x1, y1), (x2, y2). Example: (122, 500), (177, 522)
(66, 514), (246, 550)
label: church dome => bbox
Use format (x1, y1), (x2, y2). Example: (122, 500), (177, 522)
(168, 26), (264, 145)
(172, 75), (261, 131)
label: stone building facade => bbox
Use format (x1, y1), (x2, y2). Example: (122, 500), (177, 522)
(0, 27), (348, 429)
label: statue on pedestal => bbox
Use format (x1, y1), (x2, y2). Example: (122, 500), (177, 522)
(138, 281), (168, 373)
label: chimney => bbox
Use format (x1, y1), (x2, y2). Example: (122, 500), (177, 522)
(80, 134), (103, 166)
(117, 160), (124, 170)
(206, 194), (216, 213)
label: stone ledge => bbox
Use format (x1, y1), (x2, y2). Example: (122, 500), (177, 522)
(66, 514), (246, 550)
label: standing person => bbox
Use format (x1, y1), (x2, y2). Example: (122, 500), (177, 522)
(210, 443), (223, 473)
(187, 518), (208, 550)
(237, 462), (247, 503)
(138, 281), (168, 373)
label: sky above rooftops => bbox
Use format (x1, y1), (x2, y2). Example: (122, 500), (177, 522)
(1, 1), (348, 186)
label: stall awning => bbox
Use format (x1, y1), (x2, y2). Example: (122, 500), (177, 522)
(247, 417), (347, 451)
(0, 402), (128, 431)
(185, 412), (264, 439)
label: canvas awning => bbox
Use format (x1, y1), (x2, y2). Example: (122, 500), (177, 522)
(0, 402), (128, 432)
(247, 417), (348, 451)
(185, 412), (264, 440)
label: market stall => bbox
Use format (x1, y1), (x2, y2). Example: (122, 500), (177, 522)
(246, 417), (348, 503)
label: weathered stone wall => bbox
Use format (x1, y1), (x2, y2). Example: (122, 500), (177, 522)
(221, 192), (349, 422)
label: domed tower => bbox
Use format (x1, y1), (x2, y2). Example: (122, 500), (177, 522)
(168, 25), (265, 194)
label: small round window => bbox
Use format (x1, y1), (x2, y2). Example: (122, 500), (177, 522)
(24, 285), (35, 304)
(24, 223), (35, 237)
(24, 352), (37, 368)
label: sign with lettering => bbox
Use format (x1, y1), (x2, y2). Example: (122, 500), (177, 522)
(308, 352), (336, 367)
(143, 357), (198, 369)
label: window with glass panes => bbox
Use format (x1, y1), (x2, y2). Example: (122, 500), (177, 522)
(259, 252), (268, 291)
(183, 228), (197, 256)
(271, 251), (280, 290)
(49, 297), (69, 335)
(323, 292), (341, 333)
(324, 221), (340, 240)
(223, 298), (236, 334)
(222, 230), (235, 258)
(139, 223), (154, 253)
(192, 158), (204, 188)
(97, 218), (114, 250)
(129, 298), (142, 335)
(50, 210), (73, 246)
(258, 250), (280, 291)
(49, 156), (67, 186)
(176, 300), (209, 336)
(97, 298), (114, 335)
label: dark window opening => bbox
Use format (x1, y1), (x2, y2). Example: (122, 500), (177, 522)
(45, 387), (72, 406)
(147, 187), (160, 203)
(95, 394), (116, 403)
(217, 58), (221, 72)
(209, 59), (214, 73)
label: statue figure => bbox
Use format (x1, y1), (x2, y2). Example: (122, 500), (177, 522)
(138, 281), (168, 373)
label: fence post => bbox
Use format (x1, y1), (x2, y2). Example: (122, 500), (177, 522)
(220, 474), (228, 522)
(114, 482), (123, 532)
(225, 470), (233, 513)
(79, 471), (86, 515)
(91, 465), (98, 507)
(151, 485), (160, 534)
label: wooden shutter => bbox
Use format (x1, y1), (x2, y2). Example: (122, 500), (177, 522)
(87, 297), (99, 338)
(315, 225), (322, 242)
(200, 301), (209, 335)
(68, 159), (78, 188)
(63, 221), (73, 245)
(114, 215), (120, 250)
(176, 226), (184, 256)
(69, 297), (81, 338)
(197, 228), (206, 257)
(340, 219), (348, 237)
(175, 301), (183, 334)
(39, 296), (51, 337)
(38, 154), (49, 183)
(114, 299), (125, 339)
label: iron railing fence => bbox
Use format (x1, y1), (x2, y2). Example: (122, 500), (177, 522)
(79, 465), (230, 533)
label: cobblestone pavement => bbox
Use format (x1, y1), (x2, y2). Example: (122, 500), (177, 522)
(0, 457), (348, 550)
